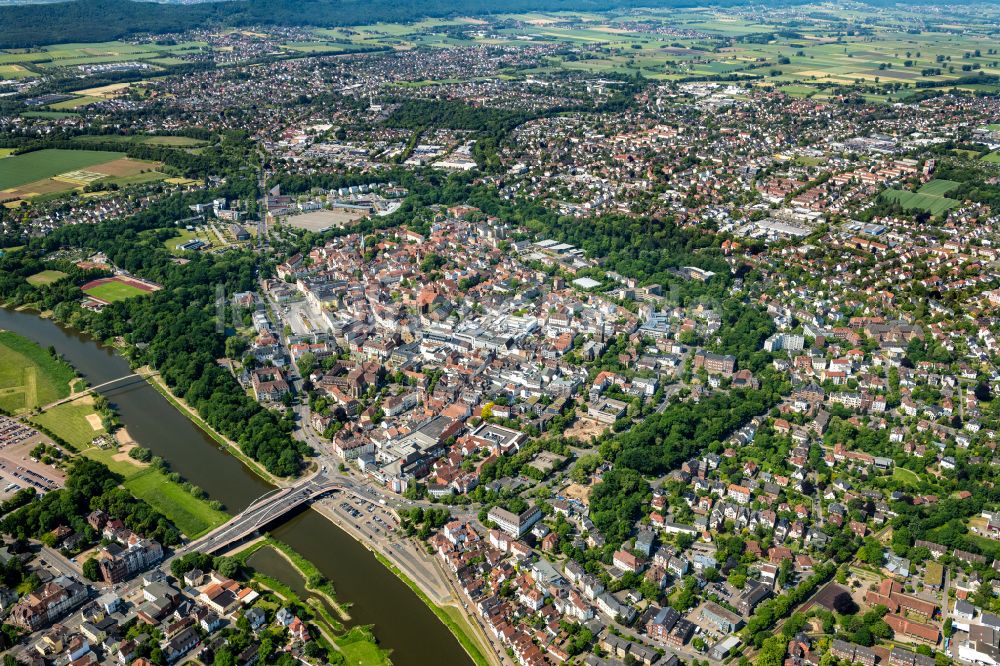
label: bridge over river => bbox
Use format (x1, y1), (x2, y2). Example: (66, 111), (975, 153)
(177, 472), (349, 556)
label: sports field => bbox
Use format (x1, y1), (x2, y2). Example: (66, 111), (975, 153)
(81, 276), (155, 303)
(0, 149), (123, 190)
(26, 269), (68, 286)
(0, 330), (75, 413)
(31, 398), (106, 450)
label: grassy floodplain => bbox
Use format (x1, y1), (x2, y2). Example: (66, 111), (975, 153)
(0, 330), (75, 413)
(84, 445), (229, 538)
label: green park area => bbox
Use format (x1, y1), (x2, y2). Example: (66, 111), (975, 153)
(0, 330), (75, 413)
(26, 269), (69, 286)
(337, 627), (393, 666)
(892, 466), (921, 487)
(48, 95), (102, 110)
(19, 111), (77, 120)
(163, 227), (215, 254)
(237, 540), (389, 666)
(31, 398), (107, 450)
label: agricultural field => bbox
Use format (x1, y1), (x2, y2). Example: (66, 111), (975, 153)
(26, 269), (68, 286)
(73, 133), (208, 148)
(0, 331), (75, 413)
(0, 150), (165, 201)
(983, 152), (1000, 164)
(0, 64), (32, 79)
(281, 41), (359, 54)
(81, 276), (156, 303)
(31, 397), (106, 450)
(0, 40), (208, 73)
(314, 17), (475, 50)
(69, 82), (135, 98)
(329, 8), (1000, 94)
(0, 149), (123, 190)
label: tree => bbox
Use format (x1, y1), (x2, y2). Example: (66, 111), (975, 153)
(213, 647), (237, 666)
(82, 557), (101, 582)
(756, 636), (787, 666)
(860, 537), (884, 566)
(304, 641), (326, 659)
(214, 555), (240, 578)
(224, 335), (247, 359)
(589, 467), (649, 544)
(296, 351), (317, 377)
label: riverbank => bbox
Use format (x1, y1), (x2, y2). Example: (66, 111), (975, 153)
(374, 550), (494, 666)
(230, 537), (391, 666)
(87, 443), (231, 538)
(310, 500), (496, 666)
(231, 536), (351, 623)
(0, 329), (229, 538)
(141, 368), (288, 488)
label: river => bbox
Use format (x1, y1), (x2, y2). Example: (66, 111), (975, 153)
(0, 307), (472, 666)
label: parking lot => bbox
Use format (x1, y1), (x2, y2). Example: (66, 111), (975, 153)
(325, 492), (399, 541)
(0, 418), (66, 499)
(282, 300), (328, 337)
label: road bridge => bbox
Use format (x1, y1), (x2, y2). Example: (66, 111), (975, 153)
(178, 473), (348, 556)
